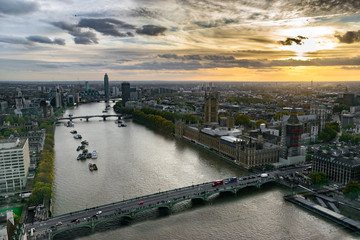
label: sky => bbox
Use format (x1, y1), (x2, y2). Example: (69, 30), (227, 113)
(1, 0), (360, 82)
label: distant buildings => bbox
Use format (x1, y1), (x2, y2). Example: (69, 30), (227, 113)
(0, 138), (30, 193)
(310, 103), (328, 133)
(104, 73), (110, 101)
(0, 101), (8, 112)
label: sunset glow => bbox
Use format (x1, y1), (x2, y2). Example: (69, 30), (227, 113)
(1, 0), (360, 81)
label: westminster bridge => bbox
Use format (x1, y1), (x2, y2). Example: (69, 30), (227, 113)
(23, 166), (309, 239)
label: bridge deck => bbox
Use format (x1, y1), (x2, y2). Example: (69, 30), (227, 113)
(25, 166), (309, 239)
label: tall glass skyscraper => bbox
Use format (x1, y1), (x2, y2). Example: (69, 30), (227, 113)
(121, 82), (130, 106)
(104, 73), (110, 101)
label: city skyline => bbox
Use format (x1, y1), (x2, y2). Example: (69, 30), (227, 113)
(1, 0), (360, 82)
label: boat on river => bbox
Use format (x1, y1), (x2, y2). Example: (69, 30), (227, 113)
(77, 154), (86, 161)
(74, 134), (82, 139)
(118, 121), (127, 127)
(93, 164), (98, 171)
(91, 150), (98, 159)
(66, 121), (74, 127)
(89, 163), (94, 171)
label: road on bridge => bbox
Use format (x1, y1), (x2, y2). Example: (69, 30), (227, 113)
(25, 165), (308, 239)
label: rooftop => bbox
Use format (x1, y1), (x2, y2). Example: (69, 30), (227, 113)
(0, 138), (26, 150)
(201, 127), (242, 137)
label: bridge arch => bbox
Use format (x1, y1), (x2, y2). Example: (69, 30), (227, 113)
(51, 224), (92, 240)
(93, 214), (133, 231)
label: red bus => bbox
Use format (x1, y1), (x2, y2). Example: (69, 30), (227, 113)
(212, 180), (223, 187)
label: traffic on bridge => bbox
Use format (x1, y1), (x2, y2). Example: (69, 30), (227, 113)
(25, 166), (309, 239)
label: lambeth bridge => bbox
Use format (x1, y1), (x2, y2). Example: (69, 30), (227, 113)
(56, 114), (122, 122)
(24, 167), (307, 239)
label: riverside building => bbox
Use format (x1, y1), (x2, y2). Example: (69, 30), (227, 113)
(312, 149), (360, 184)
(0, 139), (30, 192)
(175, 122), (280, 169)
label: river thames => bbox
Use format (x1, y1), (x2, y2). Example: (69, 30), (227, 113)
(52, 102), (356, 239)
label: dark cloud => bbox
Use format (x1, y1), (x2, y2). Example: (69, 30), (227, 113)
(297, 0), (360, 16)
(184, 54), (201, 60)
(26, 36), (65, 45)
(194, 21), (218, 29)
(248, 13), (262, 20)
(140, 54), (360, 71)
(129, 7), (159, 18)
(136, 25), (167, 36)
(117, 61), (203, 71)
(194, 18), (238, 28)
(158, 54), (179, 59)
(278, 35), (307, 45)
(0, 0), (39, 15)
(335, 30), (360, 44)
(204, 55), (235, 60)
(51, 21), (98, 45)
(157, 54), (201, 60)
(0, 36), (31, 45)
(247, 37), (274, 44)
(158, 54), (235, 61)
(53, 38), (66, 45)
(77, 18), (136, 37)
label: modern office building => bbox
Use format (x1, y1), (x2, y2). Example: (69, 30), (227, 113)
(104, 73), (110, 101)
(121, 82), (130, 106)
(0, 139), (30, 192)
(85, 81), (89, 92)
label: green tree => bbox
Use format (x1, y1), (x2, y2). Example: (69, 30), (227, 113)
(328, 122), (340, 132)
(235, 114), (251, 127)
(308, 171), (328, 186)
(255, 119), (268, 128)
(319, 122), (339, 142)
(336, 104), (350, 113)
(345, 124), (355, 130)
(339, 132), (352, 143)
(273, 111), (290, 121)
(343, 180), (360, 200)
